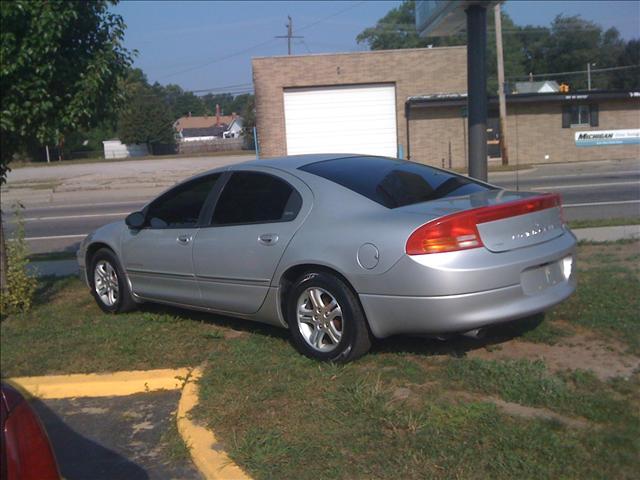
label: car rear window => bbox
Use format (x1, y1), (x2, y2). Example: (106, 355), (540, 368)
(299, 156), (493, 209)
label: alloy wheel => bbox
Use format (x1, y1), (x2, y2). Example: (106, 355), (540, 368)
(296, 287), (343, 352)
(94, 260), (119, 307)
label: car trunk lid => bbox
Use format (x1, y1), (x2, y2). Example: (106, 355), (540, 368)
(400, 190), (566, 254)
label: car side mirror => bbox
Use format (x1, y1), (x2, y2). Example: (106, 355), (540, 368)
(125, 211), (146, 229)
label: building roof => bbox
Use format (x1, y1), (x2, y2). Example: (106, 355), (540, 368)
(181, 126), (227, 138)
(514, 80), (560, 94)
(174, 115), (237, 131)
(406, 90), (640, 109)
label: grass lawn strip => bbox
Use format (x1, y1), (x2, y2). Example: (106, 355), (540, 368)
(0, 277), (234, 377)
(191, 241), (640, 480)
(2, 242), (639, 479)
(567, 217), (640, 229)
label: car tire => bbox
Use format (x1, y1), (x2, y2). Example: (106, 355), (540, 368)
(287, 271), (372, 363)
(90, 248), (137, 314)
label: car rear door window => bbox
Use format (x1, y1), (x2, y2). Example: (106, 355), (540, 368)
(147, 173), (221, 228)
(212, 172), (302, 225)
(299, 156), (493, 209)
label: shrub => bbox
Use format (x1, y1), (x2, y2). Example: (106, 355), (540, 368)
(1, 208), (37, 315)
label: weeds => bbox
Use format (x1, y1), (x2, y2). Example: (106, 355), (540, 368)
(1, 205), (37, 315)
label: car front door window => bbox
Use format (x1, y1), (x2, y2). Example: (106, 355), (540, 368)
(121, 173), (221, 305)
(147, 174), (221, 228)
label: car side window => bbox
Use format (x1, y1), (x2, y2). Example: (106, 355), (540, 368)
(147, 173), (221, 228)
(212, 172), (302, 225)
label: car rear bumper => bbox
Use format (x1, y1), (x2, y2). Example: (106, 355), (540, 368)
(360, 273), (575, 338)
(358, 231), (577, 338)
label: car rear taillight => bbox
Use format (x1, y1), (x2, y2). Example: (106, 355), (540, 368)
(406, 193), (562, 255)
(3, 394), (60, 480)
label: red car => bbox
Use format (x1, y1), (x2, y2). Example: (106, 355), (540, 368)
(1, 383), (60, 480)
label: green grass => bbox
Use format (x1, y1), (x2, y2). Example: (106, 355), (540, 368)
(0, 277), (235, 377)
(2, 243), (639, 479)
(160, 416), (192, 464)
(442, 357), (631, 422)
(568, 217), (640, 229)
(194, 334), (639, 480)
(519, 319), (572, 344)
(27, 251), (78, 262)
(5, 180), (61, 190)
(547, 241), (640, 353)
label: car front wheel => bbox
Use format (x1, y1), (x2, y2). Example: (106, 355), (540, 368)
(90, 248), (137, 313)
(287, 271), (371, 362)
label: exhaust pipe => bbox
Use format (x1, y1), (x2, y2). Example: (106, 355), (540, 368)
(462, 328), (486, 339)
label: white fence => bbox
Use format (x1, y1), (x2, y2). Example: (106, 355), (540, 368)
(102, 140), (149, 159)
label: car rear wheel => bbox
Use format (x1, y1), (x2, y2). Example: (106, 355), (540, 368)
(90, 248), (137, 313)
(287, 271), (371, 362)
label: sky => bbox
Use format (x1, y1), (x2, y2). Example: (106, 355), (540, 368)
(113, 0), (640, 93)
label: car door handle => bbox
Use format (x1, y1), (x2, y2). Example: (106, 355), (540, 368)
(258, 233), (279, 246)
(177, 234), (192, 245)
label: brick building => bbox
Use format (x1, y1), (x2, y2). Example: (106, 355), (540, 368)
(252, 47), (640, 166)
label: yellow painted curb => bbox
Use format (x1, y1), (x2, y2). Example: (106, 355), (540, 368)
(177, 366), (252, 480)
(7, 368), (190, 399)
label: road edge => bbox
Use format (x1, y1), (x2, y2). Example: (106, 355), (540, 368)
(177, 365), (252, 480)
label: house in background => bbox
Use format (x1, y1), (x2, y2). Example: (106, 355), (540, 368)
(181, 125), (227, 142)
(174, 105), (242, 142)
(223, 116), (244, 138)
(513, 80), (560, 94)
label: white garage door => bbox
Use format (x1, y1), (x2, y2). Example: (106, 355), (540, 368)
(283, 84), (397, 157)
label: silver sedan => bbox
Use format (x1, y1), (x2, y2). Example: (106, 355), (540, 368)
(78, 155), (576, 362)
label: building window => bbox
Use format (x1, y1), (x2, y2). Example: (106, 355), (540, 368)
(570, 105), (590, 125)
(562, 104), (599, 128)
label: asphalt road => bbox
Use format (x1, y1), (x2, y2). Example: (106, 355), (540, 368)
(491, 162), (640, 221)
(2, 156), (639, 255)
(33, 391), (200, 480)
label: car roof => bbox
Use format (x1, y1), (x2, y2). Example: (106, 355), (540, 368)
(230, 153), (365, 172)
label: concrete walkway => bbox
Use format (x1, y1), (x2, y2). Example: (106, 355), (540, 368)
(25, 225), (640, 278)
(572, 224), (640, 242)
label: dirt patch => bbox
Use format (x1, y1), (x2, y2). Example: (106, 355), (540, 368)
(490, 398), (591, 428)
(447, 390), (591, 428)
(469, 333), (640, 380)
(223, 329), (246, 340)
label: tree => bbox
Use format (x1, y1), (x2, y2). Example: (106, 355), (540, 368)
(118, 74), (176, 153)
(201, 93), (233, 116)
(541, 16), (624, 90)
(242, 94), (256, 150)
(486, 10), (527, 94)
(357, 3), (639, 92)
(356, 0), (464, 50)
(154, 83), (207, 119)
(611, 39), (640, 90)
(356, 1), (526, 94)
(0, 0), (132, 291)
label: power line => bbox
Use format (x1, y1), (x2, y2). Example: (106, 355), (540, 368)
(157, 1), (365, 79)
(506, 64), (639, 80)
(275, 15), (303, 55)
(297, 1), (366, 32)
(189, 83), (253, 93)
(157, 38), (277, 80)
(299, 39), (312, 54)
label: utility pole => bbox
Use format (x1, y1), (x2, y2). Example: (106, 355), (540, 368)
(275, 15), (303, 56)
(587, 62), (596, 90)
(494, 3), (509, 166)
(466, 4), (488, 182)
